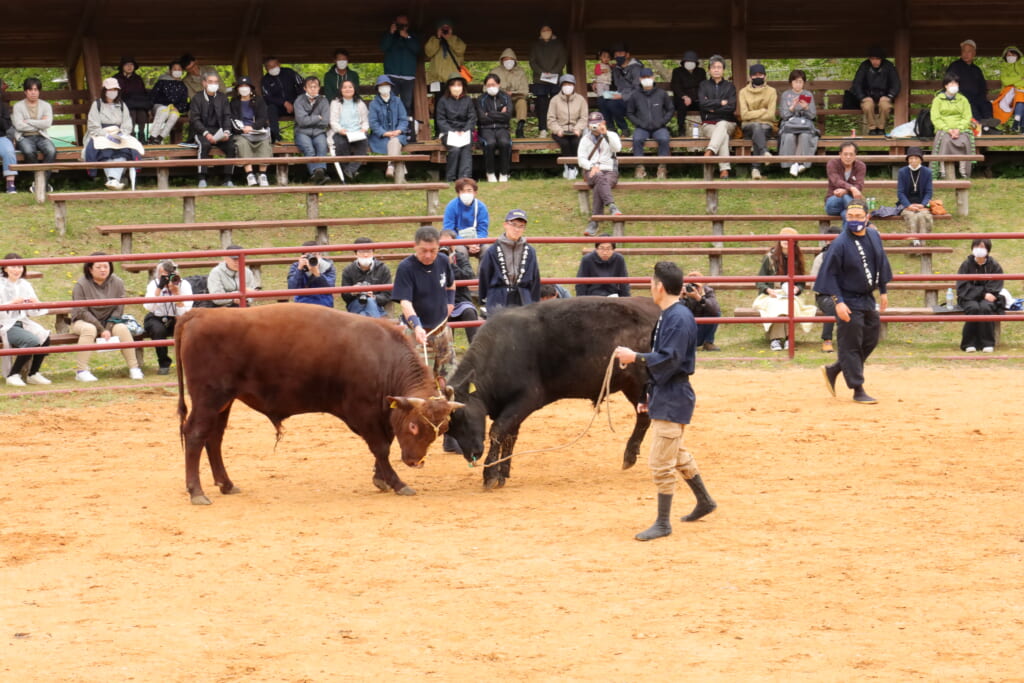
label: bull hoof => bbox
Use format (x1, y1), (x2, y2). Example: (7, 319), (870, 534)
(372, 477), (389, 492)
(220, 484), (241, 495)
(622, 455), (637, 470)
(396, 486), (417, 496)
(483, 477), (505, 490)
(191, 494), (212, 505)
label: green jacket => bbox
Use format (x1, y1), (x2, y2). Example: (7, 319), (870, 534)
(930, 92), (972, 131)
(425, 34), (466, 85)
(1000, 46), (1024, 88)
(322, 66), (361, 102)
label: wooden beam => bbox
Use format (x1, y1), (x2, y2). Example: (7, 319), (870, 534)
(569, 0), (587, 84)
(730, 0), (748, 83)
(894, 0), (912, 125)
(64, 0), (100, 73)
(81, 35), (103, 101)
(232, 0), (264, 78)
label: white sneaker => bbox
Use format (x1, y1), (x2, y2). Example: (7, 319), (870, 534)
(105, 179), (124, 190)
(76, 370), (98, 382)
(539, 129), (549, 138)
(562, 165), (571, 179)
(499, 174), (509, 182)
(246, 173), (257, 187)
(26, 373), (51, 385)
(6, 374), (26, 387)
(964, 346), (977, 353)
(790, 163), (801, 177)
(486, 173), (498, 183)
(258, 173), (269, 187)
(385, 163), (395, 178)
(770, 339), (783, 351)
(982, 346), (995, 353)
(751, 168), (762, 180)
(129, 368), (144, 380)
(569, 167), (579, 180)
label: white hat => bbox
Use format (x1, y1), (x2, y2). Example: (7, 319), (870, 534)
(102, 77), (120, 90)
(960, 39), (977, 48)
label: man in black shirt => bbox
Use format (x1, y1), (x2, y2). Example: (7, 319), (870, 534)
(946, 39), (994, 123)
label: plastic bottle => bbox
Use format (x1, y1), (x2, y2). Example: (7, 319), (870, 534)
(692, 123), (699, 138)
(946, 287), (955, 310)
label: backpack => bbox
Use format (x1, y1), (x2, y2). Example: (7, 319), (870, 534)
(185, 274), (215, 308)
(914, 108), (935, 138)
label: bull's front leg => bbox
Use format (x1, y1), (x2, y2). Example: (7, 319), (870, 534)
(497, 426), (519, 482)
(483, 418), (520, 490)
(371, 444), (416, 496)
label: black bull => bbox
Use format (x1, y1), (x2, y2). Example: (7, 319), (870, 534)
(446, 297), (660, 488)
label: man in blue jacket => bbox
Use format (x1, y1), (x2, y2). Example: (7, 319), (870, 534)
(287, 241), (336, 307)
(380, 14), (420, 134)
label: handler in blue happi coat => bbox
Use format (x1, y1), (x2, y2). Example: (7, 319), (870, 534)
(814, 199), (893, 405)
(615, 261), (717, 541)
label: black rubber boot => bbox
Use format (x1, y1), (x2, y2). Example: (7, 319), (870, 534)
(681, 475), (717, 522)
(515, 120), (526, 139)
(635, 493), (673, 541)
(852, 386), (877, 404)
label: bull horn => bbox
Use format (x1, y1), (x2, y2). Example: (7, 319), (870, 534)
(387, 396), (427, 410)
(447, 401), (466, 410)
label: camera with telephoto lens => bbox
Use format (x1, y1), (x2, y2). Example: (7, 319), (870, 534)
(685, 283), (697, 294)
(300, 253), (319, 273)
(158, 271), (181, 289)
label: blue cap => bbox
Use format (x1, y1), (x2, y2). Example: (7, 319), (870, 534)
(375, 74), (394, 87)
(639, 67), (654, 78)
(504, 209), (528, 223)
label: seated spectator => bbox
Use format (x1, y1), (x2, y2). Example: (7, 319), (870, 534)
(592, 49), (613, 98)
(529, 25), (568, 138)
(495, 49), (528, 138)
(2, 82), (19, 193)
(424, 19), (466, 122)
(628, 67), (674, 179)
(439, 230), (480, 342)
(752, 228), (817, 351)
(191, 71), (236, 188)
(380, 15), (420, 120)
(443, 178), (489, 258)
(851, 47), (900, 135)
(208, 245), (259, 307)
(12, 78), (57, 192)
(435, 74), (476, 182)
(682, 270), (721, 351)
(149, 60), (189, 144)
(825, 141), (866, 223)
(341, 237), (392, 317)
(70, 253), (143, 381)
(85, 78), (145, 191)
(261, 56), (304, 143)
(809, 227), (842, 353)
(698, 55), (738, 179)
(179, 53), (208, 99)
(114, 56), (151, 140)
(477, 73), (513, 183)
(368, 75), (409, 179)
(548, 74), (588, 179)
(322, 48), (360, 101)
(778, 69), (819, 177)
(671, 51), (705, 133)
(0, 253), (51, 386)
(142, 260), (193, 375)
(287, 241), (336, 308)
(229, 76), (271, 187)
(993, 46), (1024, 131)
(293, 76), (330, 184)
(946, 39), (994, 123)
(577, 112), (622, 236)
(540, 283), (571, 300)
(930, 74), (975, 179)
(329, 80), (369, 181)
(738, 63), (777, 180)
(957, 239), (1004, 353)
(897, 146), (934, 243)
(575, 235), (630, 297)
(478, 209), (541, 312)
(598, 43), (642, 136)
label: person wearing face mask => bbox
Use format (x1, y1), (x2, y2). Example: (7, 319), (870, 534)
(425, 19), (466, 121)
(992, 46), (1024, 131)
(368, 75), (409, 179)
(627, 67), (674, 179)
(814, 200), (892, 405)
(778, 69), (819, 177)
(476, 73), (513, 183)
(442, 177), (490, 258)
(698, 55), (738, 179)
(929, 73), (975, 179)
(229, 76), (271, 187)
(286, 240), (337, 309)
(597, 43), (643, 136)
(322, 48), (360, 102)
(380, 15), (420, 123)
(946, 39), (994, 123)
(261, 56), (304, 143)
(149, 61), (189, 144)
(956, 238), (1004, 353)
(738, 63), (778, 180)
(670, 50), (706, 133)
(191, 72), (237, 188)
(437, 229), (480, 344)
(178, 53), (220, 100)
(850, 46), (900, 135)
(329, 80), (370, 181)
(495, 49), (529, 138)
(752, 227), (817, 351)
(113, 56), (151, 140)
(85, 78), (144, 191)
(578, 111), (622, 236)
(341, 237), (394, 318)
(529, 25), (568, 139)
(896, 146), (934, 242)
(547, 74), (589, 179)
(435, 74), (477, 182)
(293, 76), (330, 184)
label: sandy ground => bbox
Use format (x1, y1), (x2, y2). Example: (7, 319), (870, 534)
(2, 366), (1023, 681)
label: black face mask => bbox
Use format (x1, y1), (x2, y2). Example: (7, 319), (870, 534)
(751, 77), (765, 87)
(614, 56), (626, 66)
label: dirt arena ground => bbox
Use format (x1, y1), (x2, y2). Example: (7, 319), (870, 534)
(3, 366), (1023, 681)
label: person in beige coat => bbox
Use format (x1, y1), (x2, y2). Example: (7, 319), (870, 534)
(547, 75), (589, 179)
(738, 63), (778, 179)
(496, 48), (530, 136)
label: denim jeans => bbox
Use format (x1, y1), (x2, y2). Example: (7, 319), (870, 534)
(294, 131), (327, 173)
(597, 98), (629, 134)
(696, 323), (719, 347)
(16, 136), (56, 181)
(633, 127), (671, 157)
(346, 298), (386, 318)
(824, 194), (855, 222)
(1, 137), (17, 178)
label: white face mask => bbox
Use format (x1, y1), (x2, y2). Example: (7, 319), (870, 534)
(640, 78), (654, 88)
(684, 61), (696, 71)
(946, 85), (959, 95)
(502, 60), (515, 70)
(459, 192), (475, 206)
(105, 90), (119, 101)
(357, 256), (374, 268)
(378, 85), (391, 98)
(206, 83), (220, 94)
(237, 86), (251, 97)
(267, 66), (281, 76)
(1008, 55), (1019, 64)
(171, 70), (183, 79)
(908, 161), (921, 171)
(486, 86), (500, 96)
(336, 60), (348, 70)
(561, 85), (574, 96)
(973, 246), (988, 259)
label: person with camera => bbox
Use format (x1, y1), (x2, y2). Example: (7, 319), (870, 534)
(340, 237), (392, 318)
(208, 245), (259, 307)
(380, 15), (420, 120)
(424, 20), (467, 114)
(143, 260), (193, 375)
(577, 111), (622, 237)
(682, 270), (722, 352)
(287, 241), (336, 308)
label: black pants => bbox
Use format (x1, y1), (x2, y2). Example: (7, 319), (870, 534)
(479, 128), (511, 176)
(552, 133), (579, 156)
(816, 293), (836, 341)
(960, 299), (1001, 350)
(332, 133), (369, 176)
(834, 308), (880, 389)
(144, 313), (176, 368)
(267, 102), (287, 142)
(445, 143), (473, 182)
(532, 82), (559, 132)
(196, 135), (237, 179)
(451, 306), (480, 344)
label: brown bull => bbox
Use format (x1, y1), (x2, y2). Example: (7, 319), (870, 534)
(174, 304), (462, 504)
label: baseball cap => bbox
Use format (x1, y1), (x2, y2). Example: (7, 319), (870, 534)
(504, 209), (528, 223)
(588, 111), (605, 125)
(961, 39), (977, 48)
(102, 77), (120, 90)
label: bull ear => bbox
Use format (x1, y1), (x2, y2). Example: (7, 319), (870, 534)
(443, 384), (455, 401)
(388, 396), (426, 410)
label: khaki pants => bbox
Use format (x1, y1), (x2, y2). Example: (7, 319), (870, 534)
(860, 96), (893, 132)
(902, 209), (934, 234)
(510, 93), (528, 122)
(648, 419), (700, 494)
(700, 121), (737, 170)
(70, 320), (139, 372)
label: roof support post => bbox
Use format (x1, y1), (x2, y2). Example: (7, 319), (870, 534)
(730, 0), (748, 83)
(893, 0), (912, 125)
(569, 0), (587, 86)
